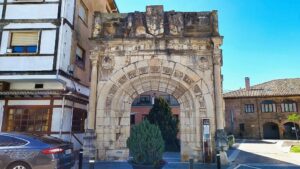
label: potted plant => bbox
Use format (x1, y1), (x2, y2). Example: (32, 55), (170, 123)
(127, 120), (166, 169)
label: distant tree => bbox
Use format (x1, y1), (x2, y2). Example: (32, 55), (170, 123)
(147, 97), (180, 152)
(287, 113), (300, 141)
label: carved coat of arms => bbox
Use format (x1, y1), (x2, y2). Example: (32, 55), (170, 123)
(145, 6), (164, 36)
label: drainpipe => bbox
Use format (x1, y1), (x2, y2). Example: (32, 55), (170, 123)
(59, 95), (66, 138)
(69, 100), (75, 142)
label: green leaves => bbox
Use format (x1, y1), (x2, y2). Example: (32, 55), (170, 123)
(148, 97), (180, 152)
(127, 120), (164, 165)
(288, 113), (300, 122)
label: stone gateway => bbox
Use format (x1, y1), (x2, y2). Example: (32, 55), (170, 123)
(87, 6), (226, 162)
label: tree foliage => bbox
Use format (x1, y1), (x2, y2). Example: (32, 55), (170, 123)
(287, 113), (300, 141)
(288, 113), (300, 123)
(147, 97), (180, 151)
(127, 120), (164, 165)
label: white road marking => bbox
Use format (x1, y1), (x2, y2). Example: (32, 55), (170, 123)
(229, 139), (246, 162)
(233, 164), (262, 169)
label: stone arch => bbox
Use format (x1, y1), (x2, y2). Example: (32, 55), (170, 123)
(263, 122), (280, 139)
(283, 122), (300, 139)
(95, 58), (214, 161)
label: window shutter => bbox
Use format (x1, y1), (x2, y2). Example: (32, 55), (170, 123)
(11, 32), (39, 46)
(76, 47), (83, 59)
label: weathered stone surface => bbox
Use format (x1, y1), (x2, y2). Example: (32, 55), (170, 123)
(89, 6), (224, 162)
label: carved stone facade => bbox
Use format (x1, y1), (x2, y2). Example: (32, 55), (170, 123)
(89, 6), (224, 162)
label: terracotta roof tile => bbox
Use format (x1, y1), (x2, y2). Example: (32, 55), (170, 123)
(223, 78), (300, 98)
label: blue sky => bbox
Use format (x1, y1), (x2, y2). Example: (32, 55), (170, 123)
(115, 0), (300, 91)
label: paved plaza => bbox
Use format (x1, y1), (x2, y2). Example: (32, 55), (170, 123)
(227, 139), (300, 169)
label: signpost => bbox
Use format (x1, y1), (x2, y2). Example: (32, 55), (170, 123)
(202, 119), (212, 163)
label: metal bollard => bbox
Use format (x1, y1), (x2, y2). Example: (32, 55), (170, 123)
(89, 157), (95, 169)
(189, 158), (194, 169)
(216, 151), (221, 169)
(79, 149), (83, 169)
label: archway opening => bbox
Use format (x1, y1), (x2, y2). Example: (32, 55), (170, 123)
(130, 91), (181, 152)
(283, 122), (300, 139)
(263, 122), (280, 139)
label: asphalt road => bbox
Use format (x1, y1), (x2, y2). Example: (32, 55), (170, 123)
(228, 139), (300, 169)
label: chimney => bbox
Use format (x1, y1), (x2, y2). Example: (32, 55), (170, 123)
(245, 77), (250, 91)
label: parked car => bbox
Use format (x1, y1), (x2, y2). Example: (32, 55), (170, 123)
(0, 132), (75, 169)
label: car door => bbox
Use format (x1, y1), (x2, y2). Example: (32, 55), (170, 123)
(0, 134), (29, 169)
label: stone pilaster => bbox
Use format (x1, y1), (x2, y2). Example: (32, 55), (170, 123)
(83, 48), (99, 161)
(212, 37), (228, 165)
(88, 49), (99, 130)
(212, 37), (224, 131)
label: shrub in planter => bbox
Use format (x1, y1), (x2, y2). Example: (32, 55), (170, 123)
(227, 135), (235, 148)
(127, 120), (166, 169)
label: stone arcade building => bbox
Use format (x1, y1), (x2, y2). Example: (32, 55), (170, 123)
(86, 6), (226, 162)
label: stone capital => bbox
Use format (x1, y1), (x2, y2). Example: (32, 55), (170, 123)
(211, 36), (223, 48)
(90, 47), (100, 66)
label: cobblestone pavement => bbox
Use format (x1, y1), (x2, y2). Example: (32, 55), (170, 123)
(227, 139), (300, 169)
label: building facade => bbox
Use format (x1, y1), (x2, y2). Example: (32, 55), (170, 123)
(224, 78), (300, 139)
(88, 6), (226, 162)
(0, 0), (118, 150)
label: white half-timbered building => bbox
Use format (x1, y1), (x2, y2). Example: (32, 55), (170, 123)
(0, 0), (118, 150)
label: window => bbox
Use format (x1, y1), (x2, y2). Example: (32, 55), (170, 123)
(0, 135), (28, 147)
(130, 114), (135, 125)
(72, 108), (87, 133)
(139, 95), (151, 105)
(261, 100), (276, 113)
(35, 84), (44, 89)
(281, 101), (297, 112)
(161, 95), (171, 104)
(6, 108), (51, 132)
(239, 123), (245, 132)
(75, 46), (85, 68)
(10, 31), (39, 54)
(79, 1), (88, 23)
(244, 104), (254, 113)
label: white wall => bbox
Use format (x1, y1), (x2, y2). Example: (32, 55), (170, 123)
(9, 81), (64, 90)
(0, 5), (3, 16)
(0, 100), (4, 131)
(5, 4), (59, 20)
(0, 57), (54, 71)
(8, 100), (51, 106)
(59, 24), (73, 72)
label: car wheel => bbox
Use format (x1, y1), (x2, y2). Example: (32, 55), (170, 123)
(7, 162), (31, 169)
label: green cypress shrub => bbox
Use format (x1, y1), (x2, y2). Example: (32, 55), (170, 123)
(148, 97), (180, 151)
(127, 120), (165, 166)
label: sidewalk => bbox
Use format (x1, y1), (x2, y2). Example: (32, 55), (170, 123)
(82, 161), (228, 169)
(81, 152), (228, 169)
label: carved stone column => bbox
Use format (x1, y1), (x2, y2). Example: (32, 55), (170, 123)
(83, 48), (99, 161)
(212, 37), (229, 165)
(88, 49), (99, 130)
